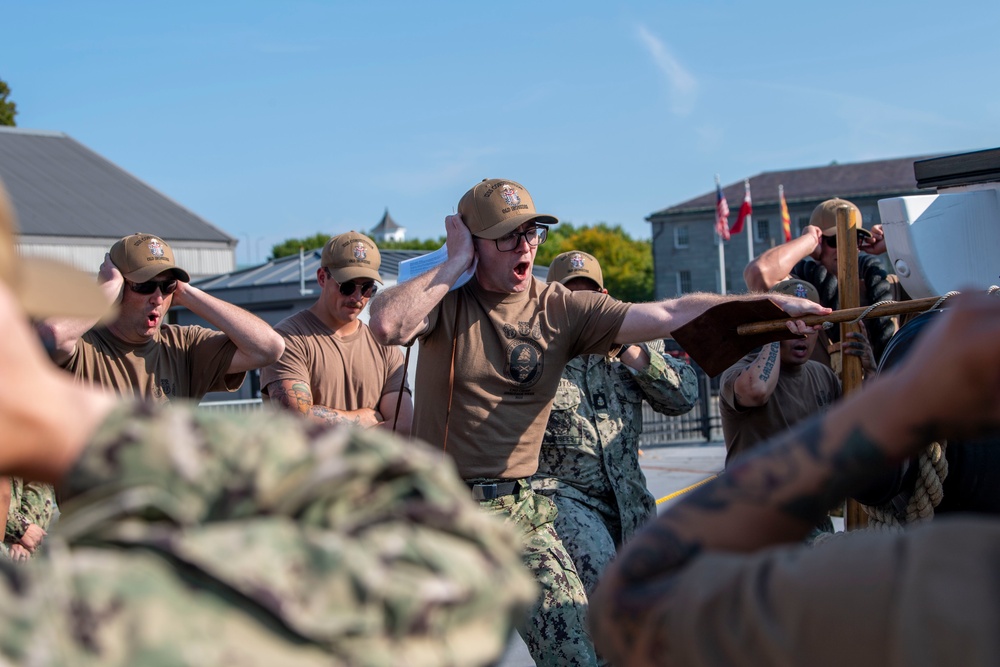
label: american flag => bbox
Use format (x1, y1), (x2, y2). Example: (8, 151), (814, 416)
(779, 184), (792, 242)
(715, 177), (730, 241)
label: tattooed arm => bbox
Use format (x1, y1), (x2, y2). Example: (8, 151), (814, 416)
(265, 380), (382, 428)
(591, 293), (1000, 666)
(731, 341), (782, 407)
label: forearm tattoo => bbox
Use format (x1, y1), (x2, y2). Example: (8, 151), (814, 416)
(757, 343), (779, 382)
(270, 382), (363, 427)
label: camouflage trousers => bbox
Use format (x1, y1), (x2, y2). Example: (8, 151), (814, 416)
(476, 480), (598, 667)
(550, 495), (619, 597)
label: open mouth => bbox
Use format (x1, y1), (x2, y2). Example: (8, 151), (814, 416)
(146, 312), (160, 328)
(513, 262), (530, 280)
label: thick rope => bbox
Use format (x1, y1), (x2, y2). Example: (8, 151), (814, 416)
(863, 441), (949, 532)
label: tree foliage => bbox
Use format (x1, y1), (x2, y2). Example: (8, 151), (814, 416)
(271, 233), (448, 259)
(0, 79), (18, 127)
(536, 222), (653, 302)
(270, 233), (331, 259)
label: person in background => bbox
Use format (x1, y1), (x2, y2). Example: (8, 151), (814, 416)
(743, 197), (899, 365)
(1, 479), (55, 562)
(533, 250), (698, 596)
(39, 232), (284, 401)
(262, 231), (412, 434)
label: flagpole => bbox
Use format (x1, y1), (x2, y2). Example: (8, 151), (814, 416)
(744, 179), (753, 283)
(715, 174), (727, 295)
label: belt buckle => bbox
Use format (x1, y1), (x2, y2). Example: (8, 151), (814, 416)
(477, 482), (499, 501)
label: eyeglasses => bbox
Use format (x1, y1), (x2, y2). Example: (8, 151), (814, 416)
(128, 279), (178, 295)
(493, 225), (548, 252)
(338, 280), (378, 298)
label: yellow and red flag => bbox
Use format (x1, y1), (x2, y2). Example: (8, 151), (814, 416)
(779, 184), (792, 242)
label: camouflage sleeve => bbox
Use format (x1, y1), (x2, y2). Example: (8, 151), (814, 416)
(629, 342), (699, 417)
(1, 478), (53, 541)
(53, 401), (536, 666)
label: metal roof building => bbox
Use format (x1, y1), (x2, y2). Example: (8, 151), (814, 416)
(0, 126), (236, 278)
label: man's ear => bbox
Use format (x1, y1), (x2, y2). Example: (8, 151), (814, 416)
(316, 268), (328, 286)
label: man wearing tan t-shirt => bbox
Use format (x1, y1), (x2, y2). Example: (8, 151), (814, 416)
(40, 233), (284, 401)
(261, 232), (412, 434)
(369, 178), (828, 667)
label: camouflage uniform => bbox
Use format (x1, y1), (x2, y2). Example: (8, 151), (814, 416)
(1, 478), (56, 558)
(533, 341), (698, 594)
(0, 402), (536, 666)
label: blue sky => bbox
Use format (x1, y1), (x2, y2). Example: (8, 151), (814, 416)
(4, 1), (997, 265)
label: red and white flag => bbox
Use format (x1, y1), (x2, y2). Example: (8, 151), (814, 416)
(715, 177), (730, 241)
(779, 184), (792, 242)
(730, 179), (752, 234)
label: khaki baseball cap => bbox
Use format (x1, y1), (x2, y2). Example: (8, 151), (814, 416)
(458, 179), (558, 240)
(321, 232), (382, 284)
(547, 250), (604, 289)
(0, 179), (112, 319)
(811, 198), (872, 240)
(109, 233), (191, 283)
(771, 278), (821, 305)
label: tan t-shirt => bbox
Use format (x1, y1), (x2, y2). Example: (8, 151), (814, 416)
(661, 517), (1000, 666)
(413, 276), (630, 479)
(259, 310), (408, 410)
(720, 354), (841, 465)
(63, 324), (244, 402)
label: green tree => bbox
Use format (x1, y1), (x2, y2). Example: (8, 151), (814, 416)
(271, 233), (448, 259)
(0, 79), (18, 126)
(537, 223), (653, 303)
(270, 233), (331, 259)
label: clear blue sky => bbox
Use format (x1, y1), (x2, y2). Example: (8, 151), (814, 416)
(5, 0), (997, 265)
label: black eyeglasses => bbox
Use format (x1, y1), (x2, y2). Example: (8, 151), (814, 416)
(338, 280), (378, 298)
(493, 225), (548, 252)
(128, 279), (178, 295)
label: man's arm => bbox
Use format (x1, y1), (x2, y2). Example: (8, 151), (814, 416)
(171, 283), (284, 374)
(377, 390), (413, 437)
(38, 254), (123, 364)
(590, 293), (1000, 666)
(614, 291), (829, 345)
(743, 225), (823, 291)
(369, 214), (475, 346)
(730, 342), (782, 407)
(265, 380), (381, 428)
(619, 344), (699, 416)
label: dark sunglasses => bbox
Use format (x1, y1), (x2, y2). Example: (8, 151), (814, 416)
(823, 233), (869, 250)
(128, 278), (178, 295)
(338, 280), (378, 298)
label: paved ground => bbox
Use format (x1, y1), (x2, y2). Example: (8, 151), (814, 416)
(498, 441), (727, 667)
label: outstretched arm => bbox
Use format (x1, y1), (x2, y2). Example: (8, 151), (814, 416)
(743, 225), (823, 291)
(591, 293), (1000, 666)
(265, 380), (383, 428)
(614, 291), (829, 345)
(171, 282), (285, 373)
(369, 214), (475, 346)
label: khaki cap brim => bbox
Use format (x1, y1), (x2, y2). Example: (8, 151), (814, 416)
(123, 264), (191, 284)
(326, 266), (383, 285)
(476, 212), (559, 241)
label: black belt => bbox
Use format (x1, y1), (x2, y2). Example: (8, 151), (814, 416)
(466, 479), (519, 501)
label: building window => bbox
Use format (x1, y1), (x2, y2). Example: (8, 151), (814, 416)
(676, 270), (692, 295)
(674, 225), (689, 249)
(797, 216), (810, 236)
(755, 218), (770, 243)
